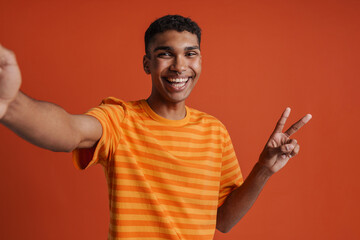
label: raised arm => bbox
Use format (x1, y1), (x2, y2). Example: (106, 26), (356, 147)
(0, 44), (102, 152)
(216, 108), (312, 233)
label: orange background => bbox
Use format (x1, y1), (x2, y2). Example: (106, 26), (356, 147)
(0, 0), (359, 239)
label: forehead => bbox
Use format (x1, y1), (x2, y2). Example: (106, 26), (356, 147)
(149, 30), (199, 50)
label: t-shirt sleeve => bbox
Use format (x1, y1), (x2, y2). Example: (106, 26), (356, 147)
(218, 128), (243, 208)
(72, 99), (125, 170)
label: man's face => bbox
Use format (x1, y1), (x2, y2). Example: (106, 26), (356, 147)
(143, 30), (202, 105)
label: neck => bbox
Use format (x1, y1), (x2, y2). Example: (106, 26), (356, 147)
(146, 96), (186, 120)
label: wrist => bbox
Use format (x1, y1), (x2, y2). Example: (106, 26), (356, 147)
(252, 162), (274, 181)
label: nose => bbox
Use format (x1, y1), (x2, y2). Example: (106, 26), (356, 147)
(170, 55), (187, 73)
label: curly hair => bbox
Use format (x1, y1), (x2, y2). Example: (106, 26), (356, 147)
(144, 15), (202, 56)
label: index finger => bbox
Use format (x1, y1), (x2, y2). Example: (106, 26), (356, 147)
(284, 114), (312, 137)
(272, 107), (291, 135)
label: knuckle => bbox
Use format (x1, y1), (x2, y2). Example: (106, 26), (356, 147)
(292, 125), (299, 132)
(293, 145), (300, 155)
(283, 144), (294, 152)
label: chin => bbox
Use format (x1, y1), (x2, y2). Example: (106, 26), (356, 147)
(164, 93), (190, 104)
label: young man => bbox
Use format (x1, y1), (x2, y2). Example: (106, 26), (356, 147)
(0, 15), (311, 239)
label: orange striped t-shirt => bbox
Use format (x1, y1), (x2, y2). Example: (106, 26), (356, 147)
(73, 97), (243, 240)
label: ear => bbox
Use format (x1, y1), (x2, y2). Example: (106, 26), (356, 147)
(143, 55), (151, 74)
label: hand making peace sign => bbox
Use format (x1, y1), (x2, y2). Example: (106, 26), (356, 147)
(259, 107), (312, 174)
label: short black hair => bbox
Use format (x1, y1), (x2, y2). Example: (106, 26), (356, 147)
(145, 15), (202, 56)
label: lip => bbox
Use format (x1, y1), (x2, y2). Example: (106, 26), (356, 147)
(162, 76), (192, 92)
(162, 75), (193, 83)
(163, 75), (192, 80)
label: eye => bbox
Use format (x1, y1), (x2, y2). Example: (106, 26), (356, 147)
(157, 52), (172, 58)
(186, 51), (198, 57)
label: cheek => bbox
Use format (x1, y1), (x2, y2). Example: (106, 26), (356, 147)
(191, 59), (202, 74)
(151, 59), (168, 71)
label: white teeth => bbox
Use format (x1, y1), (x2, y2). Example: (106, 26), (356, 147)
(172, 82), (186, 88)
(167, 77), (189, 83)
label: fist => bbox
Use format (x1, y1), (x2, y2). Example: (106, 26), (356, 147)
(0, 45), (22, 118)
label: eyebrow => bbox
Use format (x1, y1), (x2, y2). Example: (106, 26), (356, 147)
(153, 46), (200, 52)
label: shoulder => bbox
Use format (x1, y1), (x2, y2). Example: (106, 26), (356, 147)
(87, 97), (143, 121)
(98, 97), (143, 113)
(100, 97), (139, 109)
(187, 107), (227, 132)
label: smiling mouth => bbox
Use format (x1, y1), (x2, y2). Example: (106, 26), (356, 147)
(163, 77), (192, 88)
